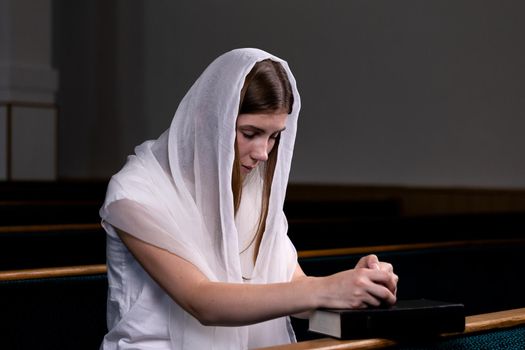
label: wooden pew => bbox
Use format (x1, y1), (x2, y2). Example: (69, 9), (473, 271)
(2, 238), (523, 349)
(293, 239), (525, 341)
(257, 308), (525, 349)
(288, 212), (525, 251)
(0, 223), (106, 269)
(284, 198), (401, 222)
(0, 200), (102, 225)
(0, 265), (108, 350)
(0, 180), (107, 201)
(1, 183), (523, 348)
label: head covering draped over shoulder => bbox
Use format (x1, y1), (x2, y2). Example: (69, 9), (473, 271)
(100, 48), (301, 348)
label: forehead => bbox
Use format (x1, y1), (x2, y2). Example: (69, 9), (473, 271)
(236, 113), (287, 130)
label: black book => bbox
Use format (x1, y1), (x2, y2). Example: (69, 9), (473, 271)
(308, 299), (465, 340)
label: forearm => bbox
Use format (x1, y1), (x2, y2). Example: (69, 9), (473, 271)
(182, 266), (398, 325)
(186, 277), (320, 326)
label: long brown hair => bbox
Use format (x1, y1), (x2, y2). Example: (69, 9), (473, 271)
(232, 59), (294, 262)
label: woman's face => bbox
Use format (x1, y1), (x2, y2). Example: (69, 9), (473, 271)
(236, 112), (287, 177)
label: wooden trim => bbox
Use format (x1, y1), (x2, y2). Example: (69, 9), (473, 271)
(463, 308), (525, 333)
(257, 338), (396, 350)
(257, 308), (525, 350)
(0, 223), (101, 234)
(297, 238), (525, 259)
(0, 264), (107, 281)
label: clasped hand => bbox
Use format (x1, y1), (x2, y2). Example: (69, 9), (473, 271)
(322, 254), (398, 309)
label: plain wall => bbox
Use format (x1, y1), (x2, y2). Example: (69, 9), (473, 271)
(53, 0), (525, 187)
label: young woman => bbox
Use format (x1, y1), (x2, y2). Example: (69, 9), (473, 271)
(100, 48), (398, 349)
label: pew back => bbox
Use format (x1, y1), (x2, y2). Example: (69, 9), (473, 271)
(0, 269), (108, 350)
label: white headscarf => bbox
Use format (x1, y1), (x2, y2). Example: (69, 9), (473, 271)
(100, 48), (301, 348)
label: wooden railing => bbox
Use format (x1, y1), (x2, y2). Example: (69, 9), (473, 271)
(297, 238), (525, 258)
(0, 222), (101, 233)
(0, 264), (107, 281)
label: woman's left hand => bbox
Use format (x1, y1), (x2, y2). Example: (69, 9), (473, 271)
(355, 254), (398, 295)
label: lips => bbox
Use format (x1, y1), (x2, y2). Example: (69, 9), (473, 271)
(242, 165), (255, 173)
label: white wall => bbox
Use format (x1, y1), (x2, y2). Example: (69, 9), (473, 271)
(54, 0), (525, 188)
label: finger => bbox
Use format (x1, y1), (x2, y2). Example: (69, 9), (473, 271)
(393, 273), (399, 296)
(363, 294), (383, 308)
(367, 283), (397, 306)
(370, 262), (380, 271)
(368, 254), (380, 269)
(361, 254), (380, 270)
(348, 292), (382, 309)
(369, 270), (398, 294)
(378, 262), (394, 273)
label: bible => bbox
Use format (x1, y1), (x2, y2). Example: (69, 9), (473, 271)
(308, 299), (465, 339)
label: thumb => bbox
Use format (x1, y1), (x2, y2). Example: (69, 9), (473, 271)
(367, 254), (381, 270)
(357, 254), (380, 270)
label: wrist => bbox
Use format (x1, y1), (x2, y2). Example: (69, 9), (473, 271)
(303, 275), (324, 310)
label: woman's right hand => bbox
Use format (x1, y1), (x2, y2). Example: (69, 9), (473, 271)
(315, 264), (398, 309)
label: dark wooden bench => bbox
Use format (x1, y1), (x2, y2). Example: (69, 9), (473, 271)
(288, 211), (525, 251)
(2, 182), (523, 348)
(0, 224), (106, 269)
(0, 181), (105, 227)
(0, 265), (108, 350)
(284, 198), (401, 221)
(0, 181), (107, 201)
(0, 201), (102, 226)
(292, 239), (525, 341)
(3, 238), (524, 348)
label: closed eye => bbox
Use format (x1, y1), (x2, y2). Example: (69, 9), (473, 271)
(242, 132), (256, 139)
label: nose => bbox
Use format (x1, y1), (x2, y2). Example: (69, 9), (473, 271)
(251, 140), (269, 162)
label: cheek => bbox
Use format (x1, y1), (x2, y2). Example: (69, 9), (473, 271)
(235, 134), (249, 158)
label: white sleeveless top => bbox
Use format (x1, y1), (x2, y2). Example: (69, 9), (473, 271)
(100, 224), (172, 350)
(100, 169), (293, 350)
(235, 170), (262, 282)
